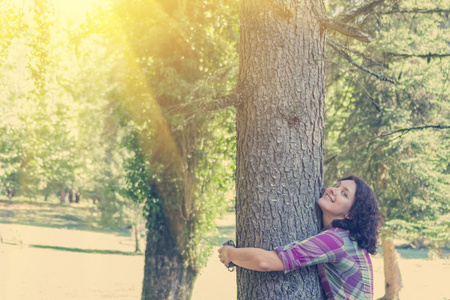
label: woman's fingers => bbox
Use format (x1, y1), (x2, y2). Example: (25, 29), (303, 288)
(218, 246), (231, 268)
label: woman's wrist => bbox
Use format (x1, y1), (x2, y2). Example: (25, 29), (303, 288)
(224, 245), (235, 261)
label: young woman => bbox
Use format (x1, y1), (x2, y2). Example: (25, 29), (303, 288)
(218, 175), (382, 300)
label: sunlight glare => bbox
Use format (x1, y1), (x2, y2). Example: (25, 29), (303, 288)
(9, 0), (100, 21)
(52, 0), (98, 19)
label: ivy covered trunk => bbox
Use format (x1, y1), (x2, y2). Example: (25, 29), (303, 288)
(141, 211), (197, 300)
(381, 237), (403, 300)
(235, 0), (326, 298)
(141, 121), (200, 300)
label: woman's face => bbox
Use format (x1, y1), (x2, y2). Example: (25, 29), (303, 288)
(318, 180), (357, 220)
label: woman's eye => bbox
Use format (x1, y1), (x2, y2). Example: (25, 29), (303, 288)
(342, 192), (348, 197)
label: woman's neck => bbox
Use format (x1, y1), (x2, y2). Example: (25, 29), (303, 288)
(322, 214), (335, 228)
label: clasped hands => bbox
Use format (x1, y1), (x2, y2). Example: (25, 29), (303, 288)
(218, 240), (236, 272)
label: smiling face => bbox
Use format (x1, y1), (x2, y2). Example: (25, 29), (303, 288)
(318, 180), (357, 225)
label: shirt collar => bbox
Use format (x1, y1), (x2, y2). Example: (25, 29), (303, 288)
(321, 224), (333, 231)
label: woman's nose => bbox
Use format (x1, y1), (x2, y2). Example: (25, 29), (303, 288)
(325, 187), (333, 195)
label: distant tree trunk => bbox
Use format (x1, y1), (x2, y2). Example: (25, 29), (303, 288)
(381, 236), (403, 300)
(75, 192), (81, 203)
(69, 190), (76, 203)
(60, 189), (66, 203)
(235, 0), (326, 298)
(7, 188), (13, 201)
(133, 224), (141, 253)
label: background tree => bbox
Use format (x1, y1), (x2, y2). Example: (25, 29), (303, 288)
(0, 0), (126, 220)
(83, 0), (239, 298)
(324, 0), (450, 299)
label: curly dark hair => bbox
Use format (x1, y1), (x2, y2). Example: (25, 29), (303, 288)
(331, 175), (383, 255)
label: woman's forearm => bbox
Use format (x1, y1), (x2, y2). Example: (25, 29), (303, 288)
(227, 247), (285, 272)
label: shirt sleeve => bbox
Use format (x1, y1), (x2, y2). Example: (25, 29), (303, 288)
(274, 229), (345, 271)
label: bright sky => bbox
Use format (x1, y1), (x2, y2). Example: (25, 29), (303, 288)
(52, 0), (99, 19)
(10, 0), (99, 22)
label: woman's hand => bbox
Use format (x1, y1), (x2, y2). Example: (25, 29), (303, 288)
(218, 245), (234, 268)
(219, 244), (285, 272)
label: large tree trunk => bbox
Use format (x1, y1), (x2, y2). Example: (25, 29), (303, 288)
(235, 0), (326, 299)
(381, 237), (403, 300)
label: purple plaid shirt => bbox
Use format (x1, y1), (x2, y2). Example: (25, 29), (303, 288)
(275, 227), (373, 300)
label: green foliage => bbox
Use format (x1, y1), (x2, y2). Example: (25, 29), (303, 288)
(0, 1), (28, 65)
(0, 1), (131, 230)
(80, 0), (240, 270)
(28, 0), (54, 95)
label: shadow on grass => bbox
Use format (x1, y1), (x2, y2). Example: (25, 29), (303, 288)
(0, 220), (129, 236)
(0, 200), (131, 235)
(4, 242), (143, 256)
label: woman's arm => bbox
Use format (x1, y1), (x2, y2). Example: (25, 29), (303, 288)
(218, 246), (285, 272)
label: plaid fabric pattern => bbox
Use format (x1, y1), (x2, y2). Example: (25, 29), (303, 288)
(275, 227), (373, 300)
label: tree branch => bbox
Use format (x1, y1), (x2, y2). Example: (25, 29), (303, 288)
(201, 93), (240, 111)
(378, 125), (450, 138)
(387, 52), (450, 59)
(330, 38), (383, 66)
(336, 0), (385, 23)
(310, 1), (374, 43)
(324, 19), (375, 43)
(325, 125), (449, 165)
(327, 38), (395, 84)
(324, 59), (382, 112)
(381, 8), (450, 15)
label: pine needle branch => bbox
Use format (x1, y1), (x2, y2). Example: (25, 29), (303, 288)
(378, 125), (450, 138)
(387, 52), (450, 59)
(330, 38), (383, 66)
(382, 8), (450, 15)
(325, 125), (449, 164)
(327, 38), (396, 84)
(336, 0), (385, 23)
(324, 19), (375, 43)
(324, 59), (382, 112)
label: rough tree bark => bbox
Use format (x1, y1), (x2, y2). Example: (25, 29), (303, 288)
(235, 0), (326, 298)
(381, 236), (403, 300)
